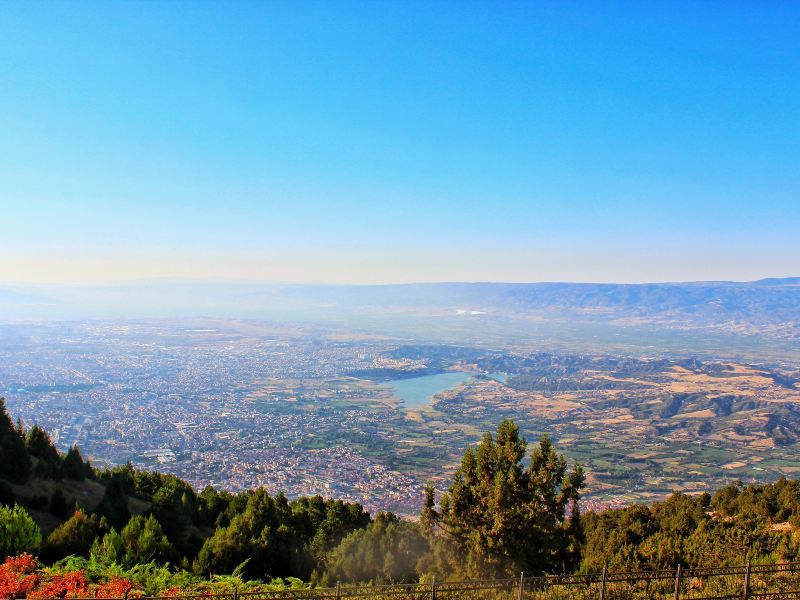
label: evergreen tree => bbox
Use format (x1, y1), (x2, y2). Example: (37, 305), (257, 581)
(63, 445), (87, 481)
(309, 499), (371, 564)
(90, 527), (125, 565)
(326, 512), (428, 583)
(119, 514), (177, 566)
(421, 419), (584, 578)
(194, 489), (373, 579)
(96, 474), (132, 529)
(26, 424), (64, 480)
(580, 504), (657, 570)
(0, 398), (31, 484)
(0, 504), (42, 558)
(198, 485), (232, 528)
(149, 474), (198, 555)
(42, 509), (103, 562)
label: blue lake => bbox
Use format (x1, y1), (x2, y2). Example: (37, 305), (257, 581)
(488, 372), (508, 384)
(384, 371), (476, 408)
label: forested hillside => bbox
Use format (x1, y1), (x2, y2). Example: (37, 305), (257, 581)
(2, 398), (800, 594)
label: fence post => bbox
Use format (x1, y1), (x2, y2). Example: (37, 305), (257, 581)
(743, 559), (751, 600)
(336, 581), (342, 600)
(673, 564), (682, 600)
(600, 565), (607, 600)
(431, 575), (436, 600)
(518, 571), (525, 600)
(233, 586), (238, 600)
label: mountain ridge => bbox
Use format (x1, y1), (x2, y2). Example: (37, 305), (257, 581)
(1, 278), (798, 347)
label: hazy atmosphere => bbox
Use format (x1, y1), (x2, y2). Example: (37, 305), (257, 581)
(2, 2), (798, 284)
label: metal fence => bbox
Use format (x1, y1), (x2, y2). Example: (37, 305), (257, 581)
(67, 562), (800, 600)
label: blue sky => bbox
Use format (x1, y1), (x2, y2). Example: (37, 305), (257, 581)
(1, 2), (798, 283)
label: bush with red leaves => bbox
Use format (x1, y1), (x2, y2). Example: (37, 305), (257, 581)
(94, 578), (133, 599)
(27, 571), (89, 599)
(0, 554), (41, 599)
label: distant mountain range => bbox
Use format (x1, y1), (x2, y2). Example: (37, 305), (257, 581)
(1, 277), (798, 346)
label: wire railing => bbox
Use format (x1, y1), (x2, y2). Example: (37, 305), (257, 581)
(56, 561), (800, 600)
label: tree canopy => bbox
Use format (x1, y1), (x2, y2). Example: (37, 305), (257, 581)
(0, 399), (31, 484)
(0, 504), (42, 557)
(421, 419), (585, 578)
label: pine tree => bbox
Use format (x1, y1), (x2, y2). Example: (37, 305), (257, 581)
(326, 512), (427, 582)
(0, 398), (31, 484)
(26, 424), (64, 479)
(421, 419), (584, 578)
(0, 504), (42, 557)
(119, 514), (177, 566)
(90, 527), (125, 565)
(63, 445), (87, 481)
(41, 509), (103, 562)
(96, 475), (132, 530)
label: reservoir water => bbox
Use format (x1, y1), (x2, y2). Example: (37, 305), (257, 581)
(488, 372), (508, 384)
(385, 371), (476, 408)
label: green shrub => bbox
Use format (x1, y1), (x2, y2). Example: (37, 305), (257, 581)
(0, 503), (42, 558)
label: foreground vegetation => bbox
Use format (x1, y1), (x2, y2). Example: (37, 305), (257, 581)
(2, 398), (800, 595)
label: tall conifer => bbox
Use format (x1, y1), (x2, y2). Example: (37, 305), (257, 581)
(0, 398), (31, 484)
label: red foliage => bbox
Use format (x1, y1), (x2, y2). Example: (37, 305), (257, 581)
(27, 571), (89, 599)
(95, 578), (133, 599)
(0, 554), (41, 600)
(0, 556), (148, 599)
(160, 588), (183, 598)
(2, 556), (38, 576)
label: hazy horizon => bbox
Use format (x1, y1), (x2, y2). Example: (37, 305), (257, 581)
(3, 274), (800, 287)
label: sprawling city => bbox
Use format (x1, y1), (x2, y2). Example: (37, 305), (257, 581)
(3, 312), (799, 517)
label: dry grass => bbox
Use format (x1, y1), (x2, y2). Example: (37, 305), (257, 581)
(673, 409), (716, 419)
(721, 461), (748, 470)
